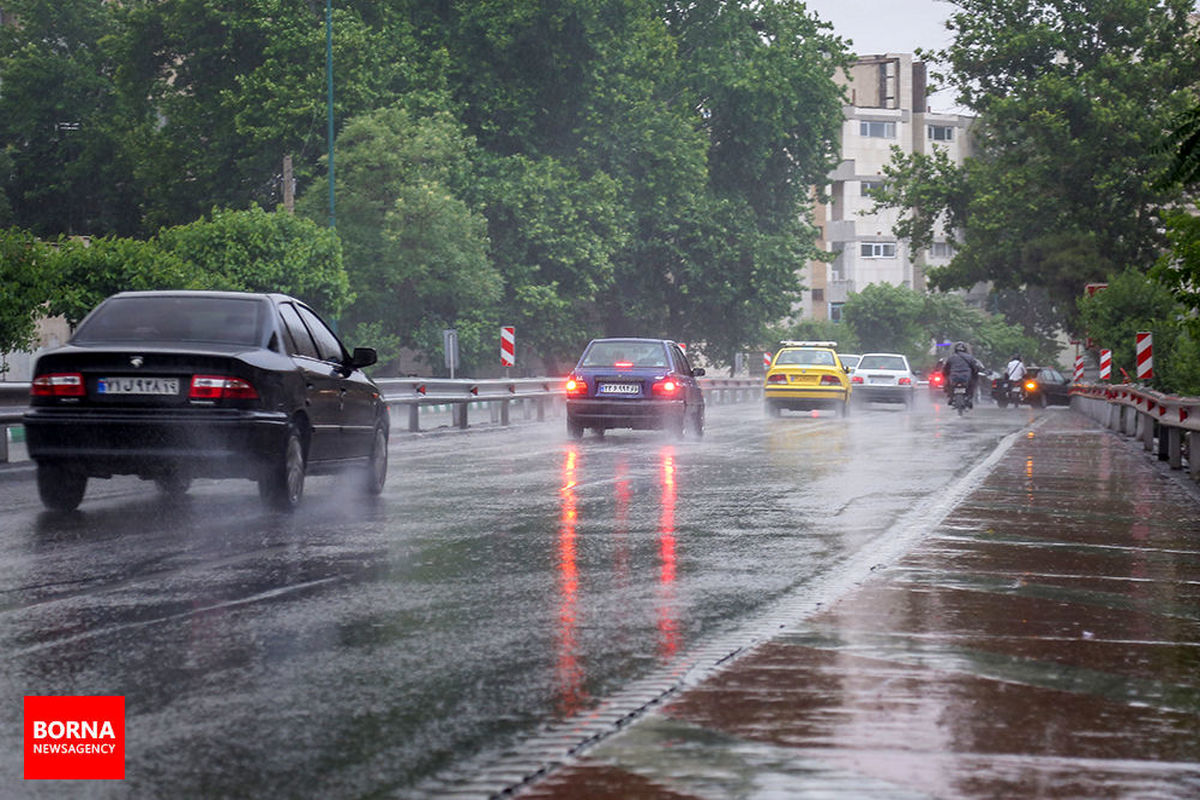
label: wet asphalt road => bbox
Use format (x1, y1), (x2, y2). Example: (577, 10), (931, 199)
(0, 395), (1043, 798)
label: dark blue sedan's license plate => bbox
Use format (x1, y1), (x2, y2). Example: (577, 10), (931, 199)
(598, 382), (639, 395)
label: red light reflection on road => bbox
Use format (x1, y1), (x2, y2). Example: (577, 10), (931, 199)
(613, 460), (632, 589)
(556, 446), (587, 717)
(657, 446), (679, 661)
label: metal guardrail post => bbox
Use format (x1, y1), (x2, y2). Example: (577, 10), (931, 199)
(0, 426), (8, 464)
(1167, 426), (1183, 469)
(1142, 412), (1155, 451)
(1190, 432), (1200, 480)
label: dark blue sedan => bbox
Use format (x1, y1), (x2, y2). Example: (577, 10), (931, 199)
(564, 338), (705, 439)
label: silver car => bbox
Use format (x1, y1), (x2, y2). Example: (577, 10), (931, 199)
(850, 353), (916, 407)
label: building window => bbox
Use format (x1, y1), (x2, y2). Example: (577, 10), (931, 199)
(860, 180), (885, 196)
(860, 242), (897, 258)
(859, 121), (896, 139)
(830, 251), (846, 281)
(812, 288), (824, 302)
(829, 302), (845, 322)
(928, 125), (954, 141)
(930, 241), (955, 258)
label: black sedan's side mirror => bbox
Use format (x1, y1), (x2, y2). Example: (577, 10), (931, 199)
(693, 367), (706, 377)
(349, 347), (378, 369)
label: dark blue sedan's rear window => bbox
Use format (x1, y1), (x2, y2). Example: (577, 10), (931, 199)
(581, 341), (668, 368)
(73, 297), (265, 346)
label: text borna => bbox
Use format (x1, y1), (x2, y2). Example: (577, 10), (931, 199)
(32, 720), (117, 739)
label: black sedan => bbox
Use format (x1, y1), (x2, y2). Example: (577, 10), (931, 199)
(990, 366), (1073, 408)
(24, 290), (389, 511)
(564, 337), (705, 439)
(1020, 366), (1073, 407)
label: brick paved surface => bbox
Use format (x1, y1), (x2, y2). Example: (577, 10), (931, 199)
(516, 412), (1200, 799)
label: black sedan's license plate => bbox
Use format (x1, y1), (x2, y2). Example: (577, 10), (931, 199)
(597, 382), (640, 395)
(98, 376), (180, 395)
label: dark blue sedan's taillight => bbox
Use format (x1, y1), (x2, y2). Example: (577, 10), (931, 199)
(651, 378), (681, 396)
(565, 376), (588, 397)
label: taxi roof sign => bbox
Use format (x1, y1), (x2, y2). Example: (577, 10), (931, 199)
(779, 340), (837, 348)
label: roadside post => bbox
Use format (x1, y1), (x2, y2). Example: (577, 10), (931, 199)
(1136, 332), (1153, 381)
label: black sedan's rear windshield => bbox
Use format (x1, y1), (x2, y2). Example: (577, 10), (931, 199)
(73, 296), (265, 347)
(581, 341), (668, 368)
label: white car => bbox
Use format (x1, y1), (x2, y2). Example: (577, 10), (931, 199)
(837, 353), (862, 371)
(851, 353), (916, 407)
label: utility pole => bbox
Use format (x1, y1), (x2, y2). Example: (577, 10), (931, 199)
(324, 0), (336, 228)
(282, 155), (294, 213)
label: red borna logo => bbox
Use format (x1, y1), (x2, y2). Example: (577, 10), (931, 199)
(24, 695), (125, 780)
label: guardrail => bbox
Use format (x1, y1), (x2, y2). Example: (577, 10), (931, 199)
(0, 376), (764, 463)
(1071, 383), (1199, 479)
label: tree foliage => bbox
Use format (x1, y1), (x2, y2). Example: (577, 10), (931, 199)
(837, 282), (1043, 370)
(47, 207), (350, 326)
(1152, 206), (1200, 338)
(875, 0), (1200, 336)
(45, 236), (194, 327)
(0, 227), (53, 355)
(1, 0), (853, 372)
(1078, 267), (1200, 394)
(156, 205), (350, 317)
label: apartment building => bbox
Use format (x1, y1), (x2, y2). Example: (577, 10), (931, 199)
(802, 54), (975, 321)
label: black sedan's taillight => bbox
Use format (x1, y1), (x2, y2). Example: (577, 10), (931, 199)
(31, 373), (85, 397)
(189, 375), (259, 400)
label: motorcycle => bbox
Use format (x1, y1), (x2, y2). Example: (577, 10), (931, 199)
(950, 378), (971, 416)
(995, 377), (1024, 409)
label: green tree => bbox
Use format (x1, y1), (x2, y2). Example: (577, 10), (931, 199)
(0, 0), (140, 236)
(44, 235), (195, 326)
(114, 0), (429, 230)
(876, 0), (1200, 333)
(475, 152), (624, 372)
(297, 106), (497, 368)
(0, 227), (53, 356)
(595, 0), (851, 365)
(1077, 267), (1194, 390)
(838, 283), (1042, 370)
(1153, 205), (1200, 338)
(1159, 105), (1200, 187)
(156, 205), (350, 318)
(841, 283), (928, 362)
(768, 318), (859, 354)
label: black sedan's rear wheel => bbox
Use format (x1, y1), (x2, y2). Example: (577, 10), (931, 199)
(37, 463), (87, 512)
(259, 424), (305, 511)
(363, 423), (388, 495)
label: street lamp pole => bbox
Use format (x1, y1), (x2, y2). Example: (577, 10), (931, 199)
(324, 0), (336, 229)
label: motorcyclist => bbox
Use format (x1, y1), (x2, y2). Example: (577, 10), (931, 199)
(941, 342), (985, 407)
(1004, 352), (1027, 385)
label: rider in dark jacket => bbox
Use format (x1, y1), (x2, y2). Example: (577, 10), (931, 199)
(941, 342), (985, 407)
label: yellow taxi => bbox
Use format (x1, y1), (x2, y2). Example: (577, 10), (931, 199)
(763, 341), (852, 417)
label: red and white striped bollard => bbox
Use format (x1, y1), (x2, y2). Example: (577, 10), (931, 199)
(501, 326), (515, 367)
(1136, 332), (1153, 381)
